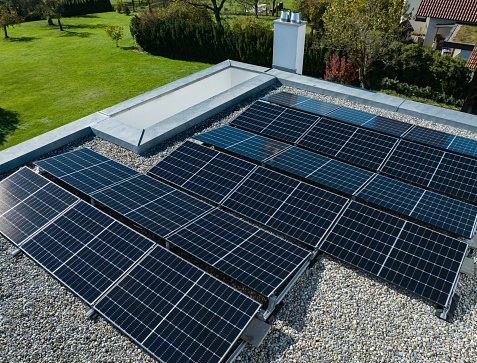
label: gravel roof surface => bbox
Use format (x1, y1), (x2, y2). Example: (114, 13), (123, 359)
(2, 85), (477, 363)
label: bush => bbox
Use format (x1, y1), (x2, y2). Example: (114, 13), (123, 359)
(122, 3), (131, 15)
(370, 42), (472, 99)
(380, 77), (464, 108)
(114, 1), (122, 13)
(61, 0), (113, 16)
(105, 25), (124, 47)
(324, 54), (357, 85)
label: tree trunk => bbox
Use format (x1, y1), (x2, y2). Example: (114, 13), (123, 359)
(48, 17), (54, 26)
(58, 17), (63, 31)
(3, 25), (8, 39)
(116, 39), (118, 47)
(213, 8), (221, 24)
(254, 0), (258, 17)
(131, 0), (135, 12)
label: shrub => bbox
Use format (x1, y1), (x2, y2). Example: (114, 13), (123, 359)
(122, 3), (130, 15)
(380, 77), (464, 108)
(114, 1), (122, 13)
(324, 54), (357, 85)
(105, 25), (124, 47)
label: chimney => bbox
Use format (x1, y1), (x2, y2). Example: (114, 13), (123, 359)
(272, 12), (307, 74)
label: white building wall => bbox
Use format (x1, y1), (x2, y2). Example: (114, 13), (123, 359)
(423, 18), (456, 45)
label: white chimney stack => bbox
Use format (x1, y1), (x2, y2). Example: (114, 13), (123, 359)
(272, 13), (307, 74)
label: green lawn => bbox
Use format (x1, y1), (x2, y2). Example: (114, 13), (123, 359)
(0, 12), (211, 151)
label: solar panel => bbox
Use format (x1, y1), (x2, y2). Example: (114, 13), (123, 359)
(319, 201), (467, 307)
(298, 119), (398, 171)
(20, 201), (154, 305)
(298, 117), (356, 156)
(361, 115), (413, 137)
(148, 141), (256, 203)
(230, 101), (285, 134)
(35, 148), (139, 195)
(94, 245), (261, 363)
(357, 175), (424, 215)
(263, 91), (340, 116)
(326, 107), (375, 126)
(194, 126), (290, 162)
(428, 152), (477, 204)
(448, 135), (477, 159)
(222, 167), (348, 248)
(262, 92), (308, 108)
(167, 208), (310, 297)
(231, 101), (319, 144)
(265, 146), (374, 195)
(356, 174), (477, 238)
(334, 128), (398, 170)
(0, 168), (78, 245)
(404, 126), (455, 149)
(380, 140), (445, 186)
(91, 174), (213, 238)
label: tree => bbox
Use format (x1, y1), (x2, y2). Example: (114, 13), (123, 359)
(0, 0), (24, 38)
(181, 0), (226, 25)
(303, 0), (328, 35)
(41, 0), (66, 30)
(321, 0), (409, 88)
(105, 25), (123, 47)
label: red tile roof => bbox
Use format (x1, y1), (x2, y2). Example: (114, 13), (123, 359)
(467, 45), (477, 68)
(416, 0), (477, 23)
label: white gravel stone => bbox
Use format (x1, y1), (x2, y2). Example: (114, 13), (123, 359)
(1, 85), (477, 362)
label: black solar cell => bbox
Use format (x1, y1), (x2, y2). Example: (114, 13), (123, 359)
(404, 126), (455, 149)
(231, 101), (284, 134)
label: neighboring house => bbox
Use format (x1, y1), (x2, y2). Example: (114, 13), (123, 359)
(415, 0), (477, 55)
(404, 0), (425, 35)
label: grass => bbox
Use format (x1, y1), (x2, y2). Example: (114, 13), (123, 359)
(0, 12), (211, 151)
(378, 89), (461, 111)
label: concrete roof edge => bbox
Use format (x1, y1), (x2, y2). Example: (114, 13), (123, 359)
(0, 112), (106, 174)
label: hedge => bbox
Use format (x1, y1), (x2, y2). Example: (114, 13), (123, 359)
(63, 0), (112, 17)
(380, 77), (464, 108)
(130, 17), (327, 75)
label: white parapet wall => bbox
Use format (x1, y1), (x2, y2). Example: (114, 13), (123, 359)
(272, 19), (307, 74)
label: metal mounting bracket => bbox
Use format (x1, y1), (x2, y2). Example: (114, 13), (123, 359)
(435, 294), (460, 322)
(240, 318), (271, 347)
(86, 308), (98, 320)
(12, 248), (22, 257)
(468, 235), (477, 250)
(460, 257), (474, 276)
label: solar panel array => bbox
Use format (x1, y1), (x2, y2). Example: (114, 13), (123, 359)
(265, 92), (477, 159)
(357, 175), (477, 238)
(194, 126), (290, 162)
(0, 168), (78, 245)
(264, 91), (413, 137)
(149, 141), (256, 203)
(319, 202), (467, 307)
(230, 101), (319, 143)
(36, 148), (139, 194)
(0, 166), (264, 363)
(381, 140), (477, 204)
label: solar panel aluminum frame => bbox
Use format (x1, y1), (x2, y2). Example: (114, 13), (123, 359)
(14, 200), (157, 308)
(92, 245), (262, 363)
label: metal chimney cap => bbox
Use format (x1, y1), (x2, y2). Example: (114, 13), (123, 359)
(291, 12), (301, 23)
(280, 10), (290, 22)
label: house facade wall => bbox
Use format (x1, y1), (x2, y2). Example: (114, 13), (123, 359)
(423, 17), (456, 45)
